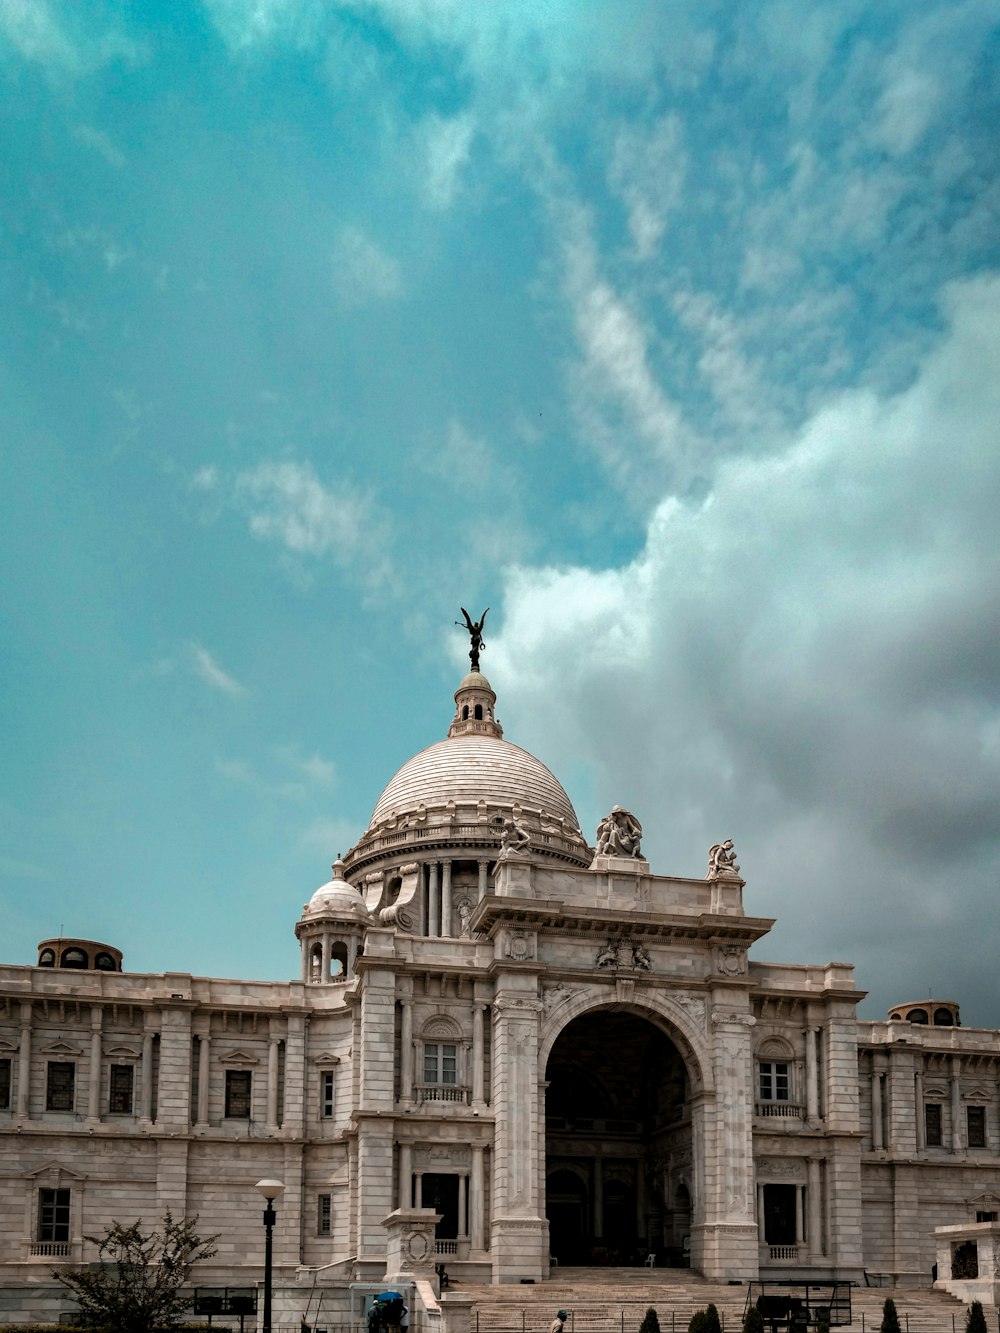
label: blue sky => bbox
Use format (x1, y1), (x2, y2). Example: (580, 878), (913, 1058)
(2, 1), (998, 1021)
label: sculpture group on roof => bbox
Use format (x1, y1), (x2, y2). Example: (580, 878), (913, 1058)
(707, 838), (740, 878)
(595, 805), (644, 859)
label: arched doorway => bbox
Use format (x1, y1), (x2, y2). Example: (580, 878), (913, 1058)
(544, 1008), (693, 1266)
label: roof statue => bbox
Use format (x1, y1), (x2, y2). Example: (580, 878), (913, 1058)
(595, 805), (643, 858)
(707, 838), (740, 879)
(457, 606), (489, 672)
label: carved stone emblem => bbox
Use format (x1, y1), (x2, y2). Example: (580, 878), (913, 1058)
(716, 945), (748, 976)
(504, 930), (531, 960)
(596, 937), (652, 972)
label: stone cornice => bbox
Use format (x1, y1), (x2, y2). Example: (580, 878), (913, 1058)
(470, 895), (774, 944)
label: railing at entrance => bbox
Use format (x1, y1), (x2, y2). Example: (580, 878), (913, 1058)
(435, 1240), (458, 1254)
(769, 1246), (799, 1260)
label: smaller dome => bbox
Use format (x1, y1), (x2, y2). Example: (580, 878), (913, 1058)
(303, 858), (372, 923)
(458, 671), (491, 691)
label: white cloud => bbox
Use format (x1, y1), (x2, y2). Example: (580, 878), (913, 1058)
(191, 644), (250, 697)
(419, 112), (475, 210)
(608, 113), (686, 260)
(72, 124), (126, 168)
(0, 0), (144, 73)
(235, 459), (367, 558)
(201, 0), (326, 51)
(489, 273), (1000, 1023)
(331, 225), (404, 306)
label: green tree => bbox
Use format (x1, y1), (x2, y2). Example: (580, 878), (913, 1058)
(966, 1302), (988, 1333)
(880, 1298), (901, 1333)
(53, 1212), (219, 1333)
(640, 1308), (661, 1333)
(743, 1305), (764, 1333)
(704, 1306), (722, 1333)
(689, 1312), (709, 1333)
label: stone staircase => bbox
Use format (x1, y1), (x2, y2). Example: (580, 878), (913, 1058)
(457, 1269), (992, 1333)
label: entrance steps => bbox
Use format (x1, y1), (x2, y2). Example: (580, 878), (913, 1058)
(459, 1269), (987, 1333)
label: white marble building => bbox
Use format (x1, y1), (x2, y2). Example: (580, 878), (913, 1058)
(2, 664), (999, 1319)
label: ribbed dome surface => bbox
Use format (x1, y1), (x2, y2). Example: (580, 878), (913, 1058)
(370, 735), (580, 829)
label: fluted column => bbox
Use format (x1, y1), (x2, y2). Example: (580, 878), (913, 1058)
(872, 1063), (883, 1150)
(141, 1028), (155, 1122)
(266, 1033), (280, 1130)
(400, 1000), (414, 1102)
(196, 1033), (211, 1126)
(428, 862), (440, 937)
(399, 1143), (412, 1208)
(471, 1146), (485, 1251)
(951, 1056), (963, 1151)
(477, 860), (489, 900)
(805, 1026), (819, 1120)
(16, 1001), (32, 1119)
(87, 1006), (103, 1121)
(441, 860), (453, 937)
(472, 1004), (485, 1105)
(807, 1158), (823, 1257)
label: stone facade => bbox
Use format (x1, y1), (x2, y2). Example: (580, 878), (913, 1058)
(1, 668), (998, 1319)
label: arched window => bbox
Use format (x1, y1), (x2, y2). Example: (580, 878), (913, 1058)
(933, 1008), (955, 1026)
(94, 952), (116, 971)
(907, 1008), (929, 1024)
(309, 944), (322, 983)
(890, 1013), (902, 1020)
(60, 948), (88, 969)
(462, 705), (469, 719)
(38, 949), (55, 967)
(330, 943), (348, 979)
(474, 704), (483, 720)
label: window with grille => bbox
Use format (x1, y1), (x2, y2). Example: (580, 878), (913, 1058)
(46, 1063), (75, 1112)
(925, 1103), (943, 1146)
(38, 1189), (71, 1242)
(424, 1043), (457, 1085)
(225, 1069), (252, 1118)
(0, 1058), (10, 1110)
(317, 1194), (332, 1235)
(758, 1061), (790, 1101)
(109, 1065), (134, 1114)
(320, 1070), (335, 1119)
(968, 1106), (987, 1148)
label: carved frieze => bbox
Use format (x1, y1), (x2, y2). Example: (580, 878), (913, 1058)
(756, 1157), (807, 1181)
(712, 1009), (756, 1027)
(413, 1144), (472, 1168)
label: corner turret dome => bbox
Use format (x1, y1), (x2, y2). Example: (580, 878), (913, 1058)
(302, 858), (372, 923)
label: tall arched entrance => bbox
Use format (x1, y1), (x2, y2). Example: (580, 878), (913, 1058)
(544, 1008), (694, 1267)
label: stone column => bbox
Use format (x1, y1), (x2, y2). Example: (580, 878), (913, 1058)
(805, 1027), (820, 1121)
(872, 1063), (884, 1150)
(807, 1159), (823, 1258)
(266, 1031), (281, 1131)
(915, 1067), (925, 1150)
(477, 860), (489, 900)
(400, 999), (414, 1102)
(458, 1173), (468, 1239)
(470, 1145), (485, 1252)
(757, 1185), (766, 1242)
(472, 1003), (485, 1106)
(87, 1006), (103, 1122)
(795, 1185), (805, 1247)
(951, 1056), (963, 1152)
(399, 1143), (412, 1208)
(636, 1158), (646, 1242)
(321, 933), (331, 983)
(441, 860), (453, 938)
(16, 1000), (32, 1119)
(593, 1156), (604, 1239)
(700, 1009), (759, 1279)
(428, 862), (440, 938)
(141, 1023), (154, 1119)
(196, 1032), (211, 1127)
(414, 1170), (423, 1208)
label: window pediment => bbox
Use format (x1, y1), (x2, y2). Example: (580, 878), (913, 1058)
(105, 1045), (141, 1060)
(757, 1037), (794, 1059)
(312, 1053), (341, 1066)
(422, 1014), (461, 1040)
(27, 1160), (87, 1181)
(40, 1041), (81, 1056)
(218, 1049), (259, 1065)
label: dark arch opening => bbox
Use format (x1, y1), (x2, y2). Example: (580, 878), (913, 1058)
(330, 942), (348, 979)
(545, 1008), (692, 1267)
(934, 1008), (955, 1026)
(474, 703), (483, 720)
(60, 948), (88, 969)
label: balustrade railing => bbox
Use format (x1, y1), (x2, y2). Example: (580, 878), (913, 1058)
(756, 1101), (804, 1118)
(30, 1241), (70, 1258)
(416, 1084), (469, 1103)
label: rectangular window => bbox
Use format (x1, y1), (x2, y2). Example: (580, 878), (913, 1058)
(46, 1062), (75, 1112)
(424, 1043), (457, 1085)
(317, 1193), (332, 1235)
(0, 1057), (10, 1109)
(225, 1069), (252, 1119)
(38, 1188), (71, 1242)
(320, 1070), (335, 1119)
(968, 1106), (987, 1148)
(925, 1103), (943, 1147)
(976, 1211), (998, 1223)
(759, 1062), (790, 1102)
(109, 1064), (134, 1115)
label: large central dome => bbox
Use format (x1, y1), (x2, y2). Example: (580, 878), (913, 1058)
(343, 667), (591, 876)
(370, 733), (580, 828)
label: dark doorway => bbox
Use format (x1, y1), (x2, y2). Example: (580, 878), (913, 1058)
(763, 1184), (796, 1246)
(421, 1174), (460, 1239)
(544, 1008), (692, 1266)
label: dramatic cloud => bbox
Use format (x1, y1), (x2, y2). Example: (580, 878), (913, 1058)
(491, 272), (1000, 1024)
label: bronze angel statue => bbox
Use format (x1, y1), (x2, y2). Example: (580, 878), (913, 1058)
(457, 606), (489, 672)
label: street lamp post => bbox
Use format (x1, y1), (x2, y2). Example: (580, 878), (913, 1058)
(255, 1179), (285, 1333)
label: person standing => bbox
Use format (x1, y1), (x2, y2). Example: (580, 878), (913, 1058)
(550, 1311), (569, 1333)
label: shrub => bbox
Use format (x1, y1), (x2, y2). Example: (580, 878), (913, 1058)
(743, 1306), (764, 1333)
(704, 1306), (722, 1333)
(966, 1303), (988, 1333)
(689, 1312), (709, 1333)
(640, 1308), (661, 1333)
(880, 1298), (901, 1333)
